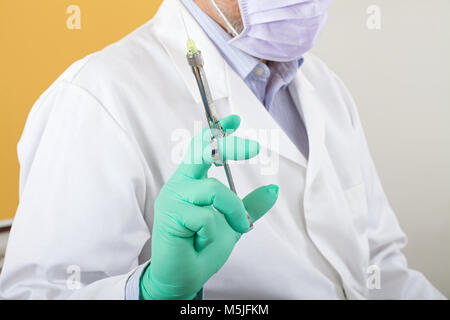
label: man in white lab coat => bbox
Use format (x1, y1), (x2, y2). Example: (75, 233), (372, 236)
(0, 0), (445, 299)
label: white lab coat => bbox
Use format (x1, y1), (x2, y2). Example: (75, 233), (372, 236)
(0, 0), (444, 300)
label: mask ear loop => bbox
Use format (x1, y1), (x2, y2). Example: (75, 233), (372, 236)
(208, 0), (239, 37)
(178, 0), (192, 41)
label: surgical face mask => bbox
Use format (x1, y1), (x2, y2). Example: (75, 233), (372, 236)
(210, 0), (332, 62)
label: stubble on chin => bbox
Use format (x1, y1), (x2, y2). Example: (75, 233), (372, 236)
(215, 0), (244, 34)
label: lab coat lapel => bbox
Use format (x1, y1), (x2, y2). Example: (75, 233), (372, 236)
(291, 71), (325, 187)
(293, 70), (369, 298)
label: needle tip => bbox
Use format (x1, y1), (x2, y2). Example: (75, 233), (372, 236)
(187, 39), (198, 55)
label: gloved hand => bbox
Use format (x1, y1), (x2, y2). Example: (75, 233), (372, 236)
(140, 115), (279, 300)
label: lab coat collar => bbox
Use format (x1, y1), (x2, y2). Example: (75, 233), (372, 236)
(293, 67), (326, 186)
(152, 0), (228, 104)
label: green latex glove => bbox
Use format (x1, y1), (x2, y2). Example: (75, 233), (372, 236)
(140, 115), (279, 300)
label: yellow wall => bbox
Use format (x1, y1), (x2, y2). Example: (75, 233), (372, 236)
(0, 1), (163, 221)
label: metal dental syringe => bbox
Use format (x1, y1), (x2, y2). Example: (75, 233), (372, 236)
(186, 39), (253, 231)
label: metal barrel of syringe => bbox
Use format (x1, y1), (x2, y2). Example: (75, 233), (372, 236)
(187, 50), (236, 190)
(181, 14), (242, 201)
(187, 50), (254, 230)
(187, 51), (224, 136)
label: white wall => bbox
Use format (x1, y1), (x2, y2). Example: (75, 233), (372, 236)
(312, 0), (450, 297)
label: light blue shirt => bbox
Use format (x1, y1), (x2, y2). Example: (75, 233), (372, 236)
(126, 0), (310, 299)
